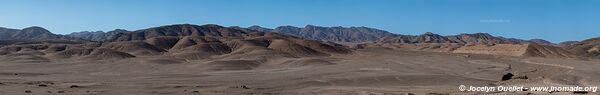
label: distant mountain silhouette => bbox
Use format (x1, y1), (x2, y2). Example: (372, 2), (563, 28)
(67, 29), (130, 41)
(376, 32), (552, 44)
(108, 24), (253, 41)
(558, 41), (579, 47)
(1, 24), (598, 59)
(0, 27), (20, 40)
(0, 24), (351, 61)
(0, 25), (557, 45)
(0, 26), (71, 41)
(247, 25), (554, 45)
(248, 25), (396, 43)
(247, 25), (273, 33)
(446, 33), (514, 44)
(528, 39), (555, 45)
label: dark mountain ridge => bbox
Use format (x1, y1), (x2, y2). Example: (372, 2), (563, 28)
(1, 24), (598, 59)
(249, 25), (396, 43)
(247, 25), (556, 45)
(563, 37), (600, 58)
(0, 24), (576, 46)
(0, 26), (74, 41)
(108, 24), (252, 41)
(67, 29), (129, 41)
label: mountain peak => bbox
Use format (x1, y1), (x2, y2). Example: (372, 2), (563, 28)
(110, 29), (129, 32)
(248, 25), (263, 28)
(109, 24), (252, 41)
(247, 25), (273, 32)
(424, 32), (435, 35)
(7, 26), (63, 40)
(20, 26), (52, 34)
(271, 25), (395, 42)
(23, 26), (45, 29)
(200, 24), (225, 28)
(304, 25), (325, 28)
(528, 39), (554, 45)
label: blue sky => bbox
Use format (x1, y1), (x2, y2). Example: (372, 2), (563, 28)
(1, 0), (599, 43)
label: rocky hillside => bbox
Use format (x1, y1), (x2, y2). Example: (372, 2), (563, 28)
(564, 37), (600, 58)
(558, 41), (579, 47)
(452, 44), (575, 57)
(2, 24), (599, 59)
(376, 32), (551, 44)
(0, 26), (70, 41)
(0, 24), (352, 62)
(65, 24), (555, 45)
(249, 25), (396, 43)
(67, 29), (129, 41)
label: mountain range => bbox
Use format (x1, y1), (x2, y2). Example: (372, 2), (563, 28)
(0, 24), (351, 61)
(248, 25), (556, 45)
(0, 24), (586, 46)
(66, 29), (130, 41)
(0, 24), (597, 59)
(0, 26), (70, 41)
(60, 24), (557, 45)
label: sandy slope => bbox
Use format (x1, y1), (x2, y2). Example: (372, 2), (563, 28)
(0, 48), (598, 95)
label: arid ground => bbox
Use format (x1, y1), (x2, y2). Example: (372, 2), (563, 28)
(0, 47), (598, 95)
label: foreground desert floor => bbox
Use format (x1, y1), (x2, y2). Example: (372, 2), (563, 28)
(0, 48), (598, 95)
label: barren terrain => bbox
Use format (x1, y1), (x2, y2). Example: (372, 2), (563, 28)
(0, 47), (598, 95)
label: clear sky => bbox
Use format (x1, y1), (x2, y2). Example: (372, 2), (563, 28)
(1, 0), (599, 43)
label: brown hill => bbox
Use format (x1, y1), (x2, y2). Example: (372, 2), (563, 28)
(267, 39), (327, 57)
(169, 36), (222, 50)
(377, 32), (544, 45)
(367, 43), (462, 52)
(0, 26), (80, 41)
(67, 29), (130, 41)
(0, 27), (20, 40)
(10, 27), (63, 40)
(0, 53), (50, 63)
(362, 42), (574, 58)
(0, 24), (351, 62)
(267, 25), (396, 43)
(558, 41), (579, 47)
(446, 33), (517, 44)
(101, 41), (166, 55)
(43, 44), (67, 54)
(167, 36), (231, 59)
(49, 47), (94, 58)
(85, 48), (136, 59)
(144, 36), (180, 50)
(528, 39), (555, 45)
(564, 37), (600, 58)
(166, 33), (350, 60)
(102, 24), (352, 60)
(523, 44), (575, 57)
(413, 32), (454, 43)
(452, 44), (575, 57)
(49, 47), (135, 60)
(109, 24), (250, 41)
